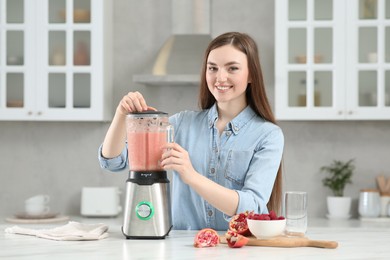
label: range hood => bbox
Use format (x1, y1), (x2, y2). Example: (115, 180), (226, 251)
(133, 0), (212, 86)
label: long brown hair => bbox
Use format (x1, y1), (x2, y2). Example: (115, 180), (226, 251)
(198, 32), (283, 214)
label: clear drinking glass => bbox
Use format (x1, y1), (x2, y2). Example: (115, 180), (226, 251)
(284, 191), (308, 237)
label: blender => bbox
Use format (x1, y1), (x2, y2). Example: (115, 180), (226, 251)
(122, 111), (173, 239)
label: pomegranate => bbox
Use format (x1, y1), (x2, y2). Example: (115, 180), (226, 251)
(193, 228), (220, 248)
(225, 230), (249, 248)
(228, 211), (252, 236)
(247, 210), (285, 220)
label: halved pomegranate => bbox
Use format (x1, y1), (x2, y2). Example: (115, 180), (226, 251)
(225, 230), (249, 248)
(194, 228), (220, 248)
(228, 211), (252, 236)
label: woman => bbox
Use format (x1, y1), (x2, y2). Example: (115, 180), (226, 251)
(99, 32), (284, 230)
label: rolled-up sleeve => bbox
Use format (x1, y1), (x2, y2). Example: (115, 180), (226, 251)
(98, 143), (128, 172)
(235, 127), (284, 214)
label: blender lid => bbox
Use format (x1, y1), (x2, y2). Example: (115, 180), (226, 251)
(127, 110), (168, 117)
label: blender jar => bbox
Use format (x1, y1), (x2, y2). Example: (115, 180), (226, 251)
(126, 111), (173, 172)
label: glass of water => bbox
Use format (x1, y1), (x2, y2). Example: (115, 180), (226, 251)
(284, 191), (307, 237)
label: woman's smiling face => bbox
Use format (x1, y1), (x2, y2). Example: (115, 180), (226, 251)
(206, 44), (250, 107)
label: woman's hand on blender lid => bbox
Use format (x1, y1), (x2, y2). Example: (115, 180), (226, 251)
(117, 91), (157, 114)
(128, 92), (157, 111)
(146, 106), (157, 111)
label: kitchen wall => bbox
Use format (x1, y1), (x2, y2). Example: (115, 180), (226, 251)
(1, 0), (390, 218)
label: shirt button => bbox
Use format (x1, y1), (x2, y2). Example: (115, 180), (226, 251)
(226, 131), (231, 136)
(210, 168), (215, 174)
(208, 210), (213, 217)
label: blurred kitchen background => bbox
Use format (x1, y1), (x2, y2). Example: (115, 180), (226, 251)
(1, 0), (389, 218)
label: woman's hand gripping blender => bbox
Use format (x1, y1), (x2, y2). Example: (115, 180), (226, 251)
(160, 143), (197, 185)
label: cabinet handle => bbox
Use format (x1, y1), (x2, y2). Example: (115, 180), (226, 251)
(28, 111), (33, 116)
(338, 111), (343, 115)
(37, 111), (42, 116)
(348, 111), (353, 115)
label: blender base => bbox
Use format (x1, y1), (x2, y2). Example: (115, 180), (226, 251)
(122, 171), (172, 239)
(121, 225), (173, 239)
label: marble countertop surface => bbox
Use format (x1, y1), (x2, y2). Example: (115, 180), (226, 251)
(1, 216), (390, 259)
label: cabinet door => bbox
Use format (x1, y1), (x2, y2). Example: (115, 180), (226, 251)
(275, 0), (347, 120)
(36, 0), (104, 120)
(0, 0), (36, 120)
(346, 0), (390, 119)
(0, 0), (110, 121)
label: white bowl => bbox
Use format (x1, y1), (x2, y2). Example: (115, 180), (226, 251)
(247, 218), (286, 239)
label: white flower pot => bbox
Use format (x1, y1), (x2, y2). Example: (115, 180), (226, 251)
(326, 196), (351, 218)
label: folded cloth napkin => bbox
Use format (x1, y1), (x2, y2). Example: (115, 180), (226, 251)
(4, 221), (109, 241)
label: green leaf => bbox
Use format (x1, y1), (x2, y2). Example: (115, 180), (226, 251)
(320, 159), (355, 197)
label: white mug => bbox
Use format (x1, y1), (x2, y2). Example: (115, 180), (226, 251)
(24, 194), (50, 216)
(358, 189), (381, 218)
(25, 203), (50, 216)
(25, 194), (50, 204)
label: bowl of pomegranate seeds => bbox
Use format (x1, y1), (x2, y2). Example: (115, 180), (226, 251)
(247, 210), (286, 239)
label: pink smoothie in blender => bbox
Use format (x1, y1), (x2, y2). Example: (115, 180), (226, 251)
(126, 111), (172, 171)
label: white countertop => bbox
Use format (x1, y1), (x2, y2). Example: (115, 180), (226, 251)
(1, 217), (390, 259)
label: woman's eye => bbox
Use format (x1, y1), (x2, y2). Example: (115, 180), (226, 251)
(229, 66), (239, 71)
(208, 66), (217, 72)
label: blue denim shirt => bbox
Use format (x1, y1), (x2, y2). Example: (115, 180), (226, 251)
(98, 104), (284, 231)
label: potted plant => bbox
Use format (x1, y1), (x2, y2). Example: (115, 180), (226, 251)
(320, 159), (355, 219)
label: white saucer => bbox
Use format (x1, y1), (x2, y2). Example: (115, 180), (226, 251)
(326, 214), (351, 220)
(14, 212), (59, 220)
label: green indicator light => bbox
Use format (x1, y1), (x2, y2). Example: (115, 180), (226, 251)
(135, 201), (154, 220)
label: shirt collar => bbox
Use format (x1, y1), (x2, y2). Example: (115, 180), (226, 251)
(207, 104), (257, 135)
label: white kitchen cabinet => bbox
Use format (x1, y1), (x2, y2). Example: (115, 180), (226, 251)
(0, 0), (112, 121)
(275, 0), (390, 120)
